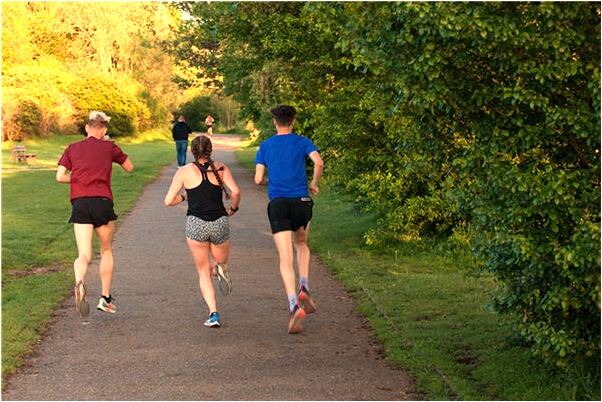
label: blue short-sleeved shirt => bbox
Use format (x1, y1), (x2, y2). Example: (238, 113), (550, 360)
(255, 133), (318, 200)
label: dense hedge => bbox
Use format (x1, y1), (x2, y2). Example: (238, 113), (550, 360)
(66, 73), (151, 137)
(184, 2), (600, 375)
(2, 63), (154, 138)
(2, 60), (79, 140)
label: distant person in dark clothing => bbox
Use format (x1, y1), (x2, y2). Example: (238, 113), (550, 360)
(172, 116), (192, 167)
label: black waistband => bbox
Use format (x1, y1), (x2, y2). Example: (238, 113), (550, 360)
(187, 210), (227, 221)
(72, 196), (112, 202)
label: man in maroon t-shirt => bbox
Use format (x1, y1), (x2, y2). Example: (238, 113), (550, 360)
(57, 111), (134, 318)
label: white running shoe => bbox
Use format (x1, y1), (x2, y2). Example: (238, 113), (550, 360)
(74, 281), (90, 318)
(96, 297), (117, 314)
(215, 263), (232, 296)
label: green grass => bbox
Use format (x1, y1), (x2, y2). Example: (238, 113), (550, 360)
(2, 129), (175, 379)
(2, 271), (73, 375)
(235, 146), (599, 401)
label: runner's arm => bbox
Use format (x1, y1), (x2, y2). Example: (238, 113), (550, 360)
(308, 151), (324, 195)
(221, 165), (241, 214)
(56, 165), (71, 183)
(164, 169), (186, 206)
(120, 157), (134, 172)
(254, 163), (267, 185)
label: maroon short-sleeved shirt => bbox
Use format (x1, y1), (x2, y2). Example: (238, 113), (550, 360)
(58, 137), (128, 203)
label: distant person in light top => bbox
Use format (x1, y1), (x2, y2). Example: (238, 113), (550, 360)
(205, 115), (215, 136)
(172, 115), (192, 167)
(164, 135), (241, 328)
(254, 105), (324, 334)
(56, 111), (134, 318)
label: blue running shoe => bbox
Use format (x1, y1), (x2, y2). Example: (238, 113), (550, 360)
(204, 312), (221, 328)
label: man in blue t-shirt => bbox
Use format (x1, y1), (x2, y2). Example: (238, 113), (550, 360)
(255, 105), (324, 334)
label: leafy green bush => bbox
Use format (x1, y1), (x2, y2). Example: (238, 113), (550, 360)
(1, 60), (79, 139)
(66, 73), (150, 137)
(1, 60), (156, 138)
(1, 98), (42, 141)
(176, 95), (213, 131)
(320, 2), (601, 372)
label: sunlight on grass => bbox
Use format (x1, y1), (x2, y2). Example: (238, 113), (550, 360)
(1, 170), (18, 179)
(234, 145), (257, 171)
(120, 126), (172, 144)
(2, 135), (79, 171)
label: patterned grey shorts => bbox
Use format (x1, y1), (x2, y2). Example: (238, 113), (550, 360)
(185, 215), (230, 244)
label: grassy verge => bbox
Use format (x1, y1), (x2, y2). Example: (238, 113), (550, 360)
(1, 128), (175, 379)
(235, 146), (597, 400)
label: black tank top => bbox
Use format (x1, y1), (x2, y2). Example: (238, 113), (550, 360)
(186, 162), (227, 221)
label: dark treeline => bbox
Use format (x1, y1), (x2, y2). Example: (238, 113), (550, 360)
(178, 2), (600, 378)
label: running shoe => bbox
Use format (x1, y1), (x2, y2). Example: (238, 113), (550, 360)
(74, 281), (90, 318)
(298, 286), (317, 314)
(204, 312), (221, 328)
(96, 297), (117, 314)
(288, 304), (306, 334)
(215, 263), (232, 296)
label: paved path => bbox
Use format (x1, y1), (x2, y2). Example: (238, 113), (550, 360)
(3, 135), (416, 400)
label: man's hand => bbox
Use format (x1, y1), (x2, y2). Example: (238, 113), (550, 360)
(255, 164), (267, 185)
(308, 151), (323, 196)
(56, 165), (71, 183)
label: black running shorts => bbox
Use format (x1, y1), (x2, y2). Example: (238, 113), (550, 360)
(69, 197), (118, 228)
(267, 197), (313, 234)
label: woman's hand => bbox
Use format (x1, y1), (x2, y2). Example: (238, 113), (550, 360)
(227, 205), (239, 216)
(164, 169), (185, 206)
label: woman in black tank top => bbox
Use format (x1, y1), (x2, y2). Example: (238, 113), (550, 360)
(163, 135), (241, 328)
(186, 161), (228, 221)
